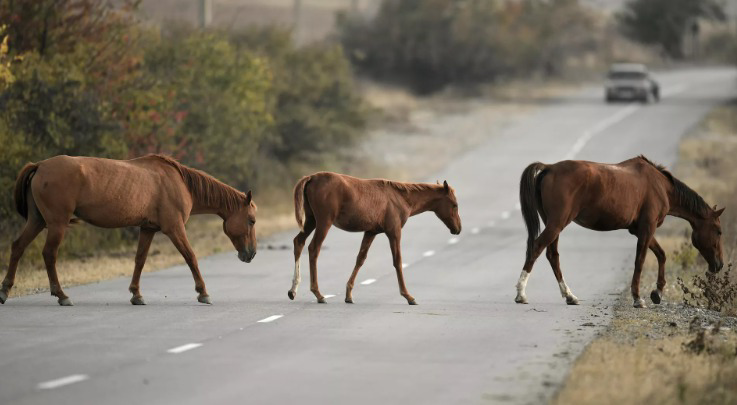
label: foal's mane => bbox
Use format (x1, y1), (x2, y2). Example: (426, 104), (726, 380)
(638, 155), (710, 218)
(146, 154), (249, 212)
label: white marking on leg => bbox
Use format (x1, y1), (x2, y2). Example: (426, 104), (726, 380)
(167, 343), (202, 354)
(515, 270), (530, 302)
(257, 315), (284, 323)
(37, 374), (89, 390)
(423, 250), (435, 257)
(558, 279), (579, 303)
(290, 260), (301, 294)
(360, 278), (376, 285)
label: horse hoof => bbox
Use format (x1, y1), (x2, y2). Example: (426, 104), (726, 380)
(514, 295), (528, 304)
(650, 290), (662, 305)
(0, 290), (7, 304)
(130, 296), (146, 305)
(566, 296), (579, 305)
(198, 295), (212, 305)
(345, 297), (353, 304)
(317, 297), (327, 304)
(633, 298), (646, 308)
(287, 290), (296, 300)
(408, 299), (418, 305)
(58, 297), (73, 306)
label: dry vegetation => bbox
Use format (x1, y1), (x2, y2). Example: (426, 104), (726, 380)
(554, 100), (737, 404)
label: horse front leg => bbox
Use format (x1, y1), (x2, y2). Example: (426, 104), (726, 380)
(387, 231), (415, 305)
(648, 237), (667, 305)
(345, 232), (376, 304)
(129, 228), (156, 305)
(165, 225), (210, 304)
(632, 226), (655, 308)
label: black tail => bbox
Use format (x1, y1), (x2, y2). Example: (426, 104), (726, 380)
(14, 162), (38, 219)
(520, 162), (548, 261)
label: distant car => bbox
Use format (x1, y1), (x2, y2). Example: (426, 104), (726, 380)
(605, 63), (659, 103)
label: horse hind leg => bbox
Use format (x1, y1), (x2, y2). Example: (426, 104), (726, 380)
(42, 224), (72, 306)
(516, 222), (566, 304)
(307, 219), (331, 304)
(129, 228), (156, 305)
(0, 215), (45, 304)
(546, 237), (578, 305)
(288, 214), (315, 300)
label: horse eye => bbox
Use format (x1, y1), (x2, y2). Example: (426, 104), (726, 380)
(249, 220), (256, 225)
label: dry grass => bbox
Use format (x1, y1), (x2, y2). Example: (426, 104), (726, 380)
(555, 100), (737, 404)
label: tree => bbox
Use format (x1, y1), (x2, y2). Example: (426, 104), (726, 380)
(617, 0), (725, 58)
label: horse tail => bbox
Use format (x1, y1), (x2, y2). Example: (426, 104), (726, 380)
(293, 175), (311, 231)
(520, 162), (548, 261)
(14, 162), (39, 220)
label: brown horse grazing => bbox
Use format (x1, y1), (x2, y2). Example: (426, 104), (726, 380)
(287, 172), (461, 305)
(0, 154), (257, 306)
(516, 155), (724, 308)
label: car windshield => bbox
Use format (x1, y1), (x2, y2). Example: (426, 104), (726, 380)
(608, 71), (646, 80)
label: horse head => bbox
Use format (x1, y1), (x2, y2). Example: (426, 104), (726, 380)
(435, 180), (461, 235)
(691, 205), (725, 273)
(223, 190), (257, 263)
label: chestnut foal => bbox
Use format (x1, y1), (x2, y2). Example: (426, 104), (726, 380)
(287, 172), (461, 305)
(0, 154), (257, 306)
(517, 156), (724, 308)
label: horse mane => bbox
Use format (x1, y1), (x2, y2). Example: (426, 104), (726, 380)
(384, 180), (440, 193)
(145, 154), (250, 212)
(638, 155), (710, 218)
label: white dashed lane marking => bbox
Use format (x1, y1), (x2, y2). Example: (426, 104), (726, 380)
(360, 279), (377, 285)
(323, 294), (336, 299)
(514, 202), (521, 210)
(471, 227), (480, 234)
(422, 250), (435, 257)
(402, 263), (410, 269)
(257, 315), (284, 323)
(501, 211), (511, 219)
(37, 374), (89, 390)
(167, 343), (202, 354)
(448, 237), (459, 245)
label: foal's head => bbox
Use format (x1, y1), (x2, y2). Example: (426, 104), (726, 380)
(223, 190), (257, 263)
(435, 181), (462, 235)
(691, 205), (725, 273)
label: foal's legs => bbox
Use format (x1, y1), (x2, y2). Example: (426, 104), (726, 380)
(345, 232), (376, 304)
(387, 231), (415, 305)
(129, 228), (156, 305)
(631, 224), (655, 308)
(0, 216), (45, 304)
(288, 215), (315, 300)
(545, 237), (579, 305)
(165, 225), (210, 304)
(515, 223), (566, 304)
(648, 238), (667, 304)
(308, 220), (332, 303)
(43, 224), (72, 306)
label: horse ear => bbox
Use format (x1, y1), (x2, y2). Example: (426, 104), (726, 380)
(245, 190), (252, 205)
(714, 207), (725, 217)
(436, 180), (440, 185)
(443, 180), (449, 193)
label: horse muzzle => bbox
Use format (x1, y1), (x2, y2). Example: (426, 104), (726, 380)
(238, 249), (256, 263)
(708, 259), (724, 273)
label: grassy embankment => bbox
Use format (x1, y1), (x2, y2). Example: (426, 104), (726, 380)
(554, 100), (737, 404)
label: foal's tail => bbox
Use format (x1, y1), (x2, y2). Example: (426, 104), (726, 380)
(14, 162), (39, 219)
(520, 162), (548, 261)
(293, 175), (311, 231)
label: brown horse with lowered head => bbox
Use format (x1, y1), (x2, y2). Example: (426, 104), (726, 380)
(0, 154), (257, 306)
(287, 172), (461, 305)
(516, 156), (724, 308)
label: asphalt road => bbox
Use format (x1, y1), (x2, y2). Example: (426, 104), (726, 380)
(0, 67), (735, 405)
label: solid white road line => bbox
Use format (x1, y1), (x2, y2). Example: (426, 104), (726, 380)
(37, 374), (89, 390)
(167, 343), (202, 354)
(360, 278), (377, 285)
(565, 105), (639, 160)
(501, 211), (511, 219)
(471, 227), (480, 234)
(448, 237), (459, 244)
(423, 250), (435, 257)
(257, 315), (284, 323)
